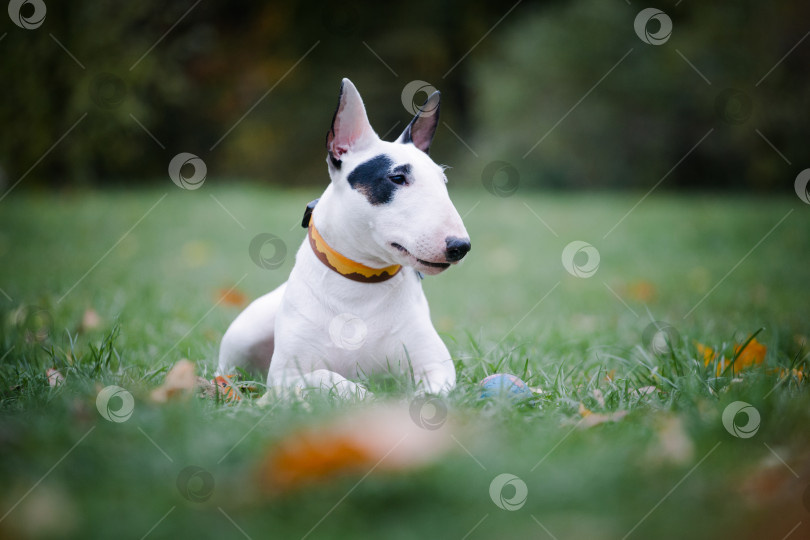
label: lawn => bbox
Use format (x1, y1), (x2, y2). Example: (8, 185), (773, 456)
(1, 185), (808, 539)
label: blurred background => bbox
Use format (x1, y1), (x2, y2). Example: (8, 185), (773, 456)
(2, 4), (810, 539)
(1, 0), (808, 193)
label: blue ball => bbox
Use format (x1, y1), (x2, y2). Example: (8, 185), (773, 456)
(479, 374), (533, 401)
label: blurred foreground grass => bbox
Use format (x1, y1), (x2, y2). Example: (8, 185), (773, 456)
(0, 186), (808, 539)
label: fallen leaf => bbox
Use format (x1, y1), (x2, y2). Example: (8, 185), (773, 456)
(80, 308), (101, 332)
(625, 280), (656, 302)
(592, 388), (606, 408)
(646, 416), (694, 465)
(214, 375), (242, 401)
(151, 359), (197, 402)
(735, 338), (767, 369)
(46, 368), (64, 388)
(739, 450), (798, 505)
(181, 240), (211, 267)
(698, 337), (767, 376)
(203, 329), (219, 342)
(216, 288), (248, 307)
(196, 377), (217, 399)
(581, 411), (628, 428)
(578, 403), (592, 417)
(696, 342), (715, 364)
(259, 403), (453, 493)
(777, 367), (804, 383)
(635, 385), (657, 397)
(571, 314), (597, 333)
(3, 482), (78, 538)
(577, 403), (628, 428)
(196, 374), (256, 402)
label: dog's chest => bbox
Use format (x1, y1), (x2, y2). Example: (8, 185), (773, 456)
(281, 240), (431, 373)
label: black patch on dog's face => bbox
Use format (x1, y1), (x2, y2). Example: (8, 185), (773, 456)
(347, 154), (399, 205)
(392, 164), (411, 175)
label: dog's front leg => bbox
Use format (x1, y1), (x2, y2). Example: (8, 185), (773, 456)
(413, 360), (456, 395)
(406, 331), (457, 395)
(268, 368), (369, 399)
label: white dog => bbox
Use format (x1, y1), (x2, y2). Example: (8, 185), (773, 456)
(217, 78), (470, 397)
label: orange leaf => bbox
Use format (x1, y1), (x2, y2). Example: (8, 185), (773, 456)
(259, 404), (452, 493)
(264, 431), (375, 490)
(214, 375), (242, 402)
(698, 338), (767, 376)
(626, 280), (656, 302)
(734, 338), (767, 369)
(777, 367), (804, 382)
(696, 342), (716, 365)
(217, 288), (248, 307)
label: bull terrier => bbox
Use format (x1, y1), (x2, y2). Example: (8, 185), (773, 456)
(217, 78), (471, 397)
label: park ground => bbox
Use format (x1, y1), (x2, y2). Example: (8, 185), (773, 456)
(1, 186), (808, 539)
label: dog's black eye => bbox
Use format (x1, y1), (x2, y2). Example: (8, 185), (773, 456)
(388, 174), (407, 185)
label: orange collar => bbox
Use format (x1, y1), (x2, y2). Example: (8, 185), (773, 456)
(308, 221), (401, 283)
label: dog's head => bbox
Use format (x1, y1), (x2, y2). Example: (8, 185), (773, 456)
(321, 78), (470, 276)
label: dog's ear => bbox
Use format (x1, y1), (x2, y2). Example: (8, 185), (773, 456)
(326, 78), (377, 168)
(397, 91), (440, 154)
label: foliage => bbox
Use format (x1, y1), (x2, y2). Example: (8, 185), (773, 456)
(470, 0), (810, 190)
(1, 1), (806, 190)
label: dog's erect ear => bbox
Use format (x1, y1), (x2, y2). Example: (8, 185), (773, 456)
(397, 91), (440, 154)
(326, 78), (377, 168)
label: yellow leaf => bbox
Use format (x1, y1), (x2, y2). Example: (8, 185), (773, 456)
(578, 403), (592, 417)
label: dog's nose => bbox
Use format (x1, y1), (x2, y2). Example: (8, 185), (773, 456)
(445, 236), (471, 262)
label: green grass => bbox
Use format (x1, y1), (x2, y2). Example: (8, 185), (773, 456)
(1, 186), (808, 539)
